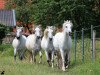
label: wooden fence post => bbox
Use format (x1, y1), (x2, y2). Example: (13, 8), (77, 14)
(93, 30), (96, 61)
(74, 30), (77, 63)
(82, 28), (84, 63)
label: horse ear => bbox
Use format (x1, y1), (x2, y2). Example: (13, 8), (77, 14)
(16, 26), (18, 29)
(52, 26), (55, 30)
(34, 25), (36, 29)
(50, 26), (53, 29)
(39, 24), (41, 27)
(21, 27), (23, 29)
(68, 20), (71, 23)
(53, 26), (56, 32)
(16, 26), (20, 29)
(71, 22), (73, 27)
(64, 20), (66, 23)
(66, 20), (69, 23)
(69, 20), (73, 27)
(38, 24), (42, 29)
(46, 26), (49, 29)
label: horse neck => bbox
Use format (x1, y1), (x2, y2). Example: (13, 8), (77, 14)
(35, 35), (41, 44)
(63, 31), (69, 42)
(43, 34), (52, 45)
(19, 35), (25, 41)
(43, 30), (48, 38)
(36, 38), (41, 43)
(44, 35), (47, 39)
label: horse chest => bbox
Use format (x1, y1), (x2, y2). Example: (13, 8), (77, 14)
(35, 41), (41, 50)
(47, 42), (53, 50)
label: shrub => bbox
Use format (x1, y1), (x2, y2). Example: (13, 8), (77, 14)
(0, 24), (7, 44)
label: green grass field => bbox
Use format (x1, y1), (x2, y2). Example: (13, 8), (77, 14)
(0, 39), (100, 75)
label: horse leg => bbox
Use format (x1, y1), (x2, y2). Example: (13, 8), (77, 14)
(67, 49), (70, 67)
(17, 49), (23, 60)
(48, 52), (51, 61)
(51, 50), (54, 68)
(65, 51), (68, 69)
(20, 49), (27, 60)
(39, 51), (42, 63)
(55, 51), (59, 68)
(21, 49), (27, 59)
(17, 49), (24, 60)
(33, 54), (36, 63)
(32, 50), (36, 63)
(45, 51), (51, 66)
(60, 49), (65, 71)
(29, 51), (33, 63)
(14, 48), (17, 61)
(19, 49), (24, 60)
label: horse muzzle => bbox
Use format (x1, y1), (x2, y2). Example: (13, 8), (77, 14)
(49, 38), (53, 41)
(69, 32), (72, 36)
(37, 36), (41, 39)
(16, 36), (20, 39)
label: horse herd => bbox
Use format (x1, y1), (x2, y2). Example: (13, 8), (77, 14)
(12, 20), (73, 71)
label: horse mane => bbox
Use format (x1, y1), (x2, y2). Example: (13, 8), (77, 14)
(44, 29), (48, 38)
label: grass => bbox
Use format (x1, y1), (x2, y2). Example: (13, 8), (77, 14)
(0, 39), (100, 75)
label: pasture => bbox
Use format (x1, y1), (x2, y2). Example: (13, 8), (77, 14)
(0, 39), (100, 75)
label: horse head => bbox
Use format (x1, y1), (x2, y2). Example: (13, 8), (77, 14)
(34, 25), (42, 39)
(63, 20), (73, 36)
(46, 26), (55, 41)
(16, 27), (23, 39)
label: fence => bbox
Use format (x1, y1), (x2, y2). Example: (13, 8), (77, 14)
(1, 24), (100, 63)
(73, 25), (100, 63)
(2, 32), (15, 44)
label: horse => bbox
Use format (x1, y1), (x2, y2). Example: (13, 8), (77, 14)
(12, 27), (27, 61)
(53, 20), (73, 71)
(41, 26), (55, 68)
(25, 25), (42, 63)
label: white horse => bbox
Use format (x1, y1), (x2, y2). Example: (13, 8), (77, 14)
(12, 27), (27, 61)
(53, 20), (73, 71)
(41, 26), (55, 68)
(25, 25), (42, 63)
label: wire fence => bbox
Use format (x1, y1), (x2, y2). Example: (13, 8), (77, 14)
(72, 25), (100, 63)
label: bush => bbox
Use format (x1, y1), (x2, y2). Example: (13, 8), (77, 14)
(0, 24), (8, 44)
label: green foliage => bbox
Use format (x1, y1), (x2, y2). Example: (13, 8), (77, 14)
(0, 24), (11, 44)
(0, 24), (6, 43)
(6, 0), (100, 30)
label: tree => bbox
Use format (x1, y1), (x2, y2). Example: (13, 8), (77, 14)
(6, 0), (34, 33)
(6, 0), (100, 32)
(0, 24), (7, 44)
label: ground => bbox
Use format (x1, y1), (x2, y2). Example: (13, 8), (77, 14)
(0, 40), (100, 75)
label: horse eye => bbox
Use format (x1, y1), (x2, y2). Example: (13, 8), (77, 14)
(66, 26), (67, 28)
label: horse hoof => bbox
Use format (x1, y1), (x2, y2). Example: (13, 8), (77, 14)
(62, 69), (66, 71)
(66, 65), (69, 69)
(52, 65), (54, 68)
(62, 67), (66, 71)
(20, 57), (23, 60)
(39, 61), (42, 64)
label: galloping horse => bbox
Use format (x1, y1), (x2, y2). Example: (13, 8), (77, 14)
(41, 26), (55, 68)
(25, 25), (42, 63)
(12, 27), (27, 61)
(53, 20), (73, 71)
